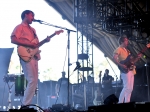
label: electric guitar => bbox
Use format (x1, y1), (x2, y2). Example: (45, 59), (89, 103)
(93, 71), (103, 105)
(118, 43), (150, 73)
(17, 30), (64, 62)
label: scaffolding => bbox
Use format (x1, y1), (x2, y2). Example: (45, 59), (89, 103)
(73, 0), (150, 109)
(74, 0), (95, 109)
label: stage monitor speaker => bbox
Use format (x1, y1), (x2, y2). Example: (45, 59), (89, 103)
(104, 94), (118, 105)
(47, 95), (57, 107)
(51, 104), (70, 112)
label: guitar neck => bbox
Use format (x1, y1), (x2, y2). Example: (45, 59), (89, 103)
(138, 46), (148, 55)
(99, 71), (102, 83)
(38, 33), (56, 48)
(133, 46), (149, 63)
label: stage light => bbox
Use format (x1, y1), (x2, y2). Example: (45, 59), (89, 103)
(18, 106), (21, 109)
(3, 106), (6, 110)
(12, 106), (15, 109)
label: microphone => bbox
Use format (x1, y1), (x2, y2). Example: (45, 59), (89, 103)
(69, 63), (72, 66)
(73, 62), (81, 71)
(76, 62), (80, 67)
(33, 19), (43, 23)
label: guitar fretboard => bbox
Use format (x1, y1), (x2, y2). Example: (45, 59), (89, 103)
(38, 33), (56, 47)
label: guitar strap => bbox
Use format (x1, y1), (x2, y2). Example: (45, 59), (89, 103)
(123, 47), (130, 55)
(32, 29), (37, 39)
(126, 49), (130, 55)
(28, 25), (39, 42)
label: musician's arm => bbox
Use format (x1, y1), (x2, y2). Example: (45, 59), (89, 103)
(11, 35), (37, 48)
(133, 53), (143, 64)
(113, 53), (126, 68)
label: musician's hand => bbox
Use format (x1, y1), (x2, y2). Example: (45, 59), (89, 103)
(31, 43), (38, 49)
(45, 36), (51, 42)
(137, 54), (142, 59)
(121, 64), (127, 69)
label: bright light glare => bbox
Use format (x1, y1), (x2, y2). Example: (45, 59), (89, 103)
(0, 0), (120, 83)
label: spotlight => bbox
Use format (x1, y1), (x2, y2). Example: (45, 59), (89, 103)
(3, 106), (6, 110)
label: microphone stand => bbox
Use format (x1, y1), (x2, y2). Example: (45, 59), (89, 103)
(104, 55), (118, 96)
(34, 20), (76, 107)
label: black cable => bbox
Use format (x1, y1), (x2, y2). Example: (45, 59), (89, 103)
(6, 81), (15, 111)
(18, 58), (24, 106)
(54, 40), (68, 105)
(20, 104), (44, 111)
(18, 95), (23, 106)
(104, 55), (118, 79)
(104, 55), (118, 95)
(62, 39), (68, 71)
(54, 78), (62, 105)
(18, 84), (26, 106)
(37, 81), (42, 108)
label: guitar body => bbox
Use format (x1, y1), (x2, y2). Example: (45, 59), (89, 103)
(118, 43), (150, 73)
(93, 89), (103, 105)
(118, 55), (134, 73)
(18, 46), (41, 62)
(93, 90), (99, 105)
(17, 30), (64, 62)
(93, 71), (103, 105)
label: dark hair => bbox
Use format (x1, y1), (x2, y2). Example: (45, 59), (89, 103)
(118, 34), (128, 45)
(21, 10), (34, 20)
(105, 69), (109, 73)
(61, 71), (66, 75)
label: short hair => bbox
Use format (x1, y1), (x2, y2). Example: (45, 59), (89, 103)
(105, 69), (109, 73)
(118, 34), (128, 45)
(21, 10), (34, 20)
(61, 71), (66, 75)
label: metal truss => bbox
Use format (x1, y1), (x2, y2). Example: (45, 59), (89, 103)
(73, 0), (150, 108)
(74, 0), (150, 44)
(74, 0), (94, 109)
(76, 23), (94, 109)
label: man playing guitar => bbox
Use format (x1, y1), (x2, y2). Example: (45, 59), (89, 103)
(10, 10), (63, 107)
(113, 34), (150, 103)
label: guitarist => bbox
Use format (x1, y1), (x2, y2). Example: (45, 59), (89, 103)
(10, 10), (51, 107)
(113, 34), (142, 103)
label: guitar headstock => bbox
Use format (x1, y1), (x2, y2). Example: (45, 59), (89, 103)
(55, 30), (64, 35)
(99, 71), (102, 78)
(146, 43), (150, 48)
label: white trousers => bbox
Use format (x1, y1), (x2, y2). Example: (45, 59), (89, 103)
(119, 71), (134, 103)
(20, 58), (38, 105)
